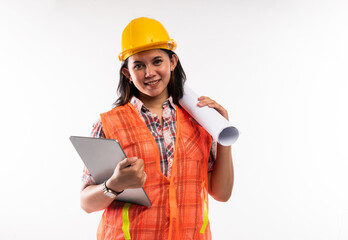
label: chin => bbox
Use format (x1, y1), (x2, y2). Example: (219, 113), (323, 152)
(143, 88), (167, 98)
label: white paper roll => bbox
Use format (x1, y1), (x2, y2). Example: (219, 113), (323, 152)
(179, 85), (239, 146)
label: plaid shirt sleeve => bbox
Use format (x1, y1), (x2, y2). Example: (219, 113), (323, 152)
(82, 118), (105, 185)
(208, 138), (217, 172)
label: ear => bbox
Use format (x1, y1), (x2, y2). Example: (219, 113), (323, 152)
(170, 54), (178, 71)
(122, 67), (131, 80)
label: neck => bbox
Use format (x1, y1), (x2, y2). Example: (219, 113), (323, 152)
(139, 89), (169, 109)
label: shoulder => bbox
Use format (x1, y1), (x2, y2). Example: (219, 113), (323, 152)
(101, 104), (132, 118)
(177, 106), (211, 137)
(99, 104), (139, 137)
(176, 105), (191, 120)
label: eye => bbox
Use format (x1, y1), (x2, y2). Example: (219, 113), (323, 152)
(153, 59), (163, 65)
(133, 64), (144, 70)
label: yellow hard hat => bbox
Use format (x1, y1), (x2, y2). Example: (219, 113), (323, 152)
(118, 17), (177, 61)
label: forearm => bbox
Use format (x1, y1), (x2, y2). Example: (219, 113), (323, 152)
(80, 158), (146, 213)
(80, 182), (114, 213)
(209, 144), (234, 202)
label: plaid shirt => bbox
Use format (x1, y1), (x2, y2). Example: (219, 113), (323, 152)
(82, 96), (216, 184)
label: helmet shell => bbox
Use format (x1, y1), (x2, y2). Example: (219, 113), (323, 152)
(118, 17), (177, 61)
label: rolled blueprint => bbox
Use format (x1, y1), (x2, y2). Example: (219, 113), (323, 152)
(179, 85), (239, 146)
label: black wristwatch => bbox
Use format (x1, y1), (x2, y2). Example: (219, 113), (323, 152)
(102, 181), (124, 199)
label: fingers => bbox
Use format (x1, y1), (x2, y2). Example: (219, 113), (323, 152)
(127, 159), (146, 188)
(110, 157), (146, 190)
(132, 158), (144, 172)
(197, 96), (217, 107)
(118, 157), (138, 169)
(119, 158), (144, 175)
(197, 96), (229, 120)
(131, 159), (146, 185)
(130, 159), (146, 187)
(142, 171), (147, 185)
(197, 96), (216, 107)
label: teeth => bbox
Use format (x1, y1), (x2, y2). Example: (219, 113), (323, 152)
(147, 80), (159, 85)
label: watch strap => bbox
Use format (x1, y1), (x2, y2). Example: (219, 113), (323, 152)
(103, 181), (124, 197)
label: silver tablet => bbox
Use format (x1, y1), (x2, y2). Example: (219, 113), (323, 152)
(70, 136), (151, 207)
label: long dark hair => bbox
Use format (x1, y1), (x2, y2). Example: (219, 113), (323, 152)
(113, 49), (186, 107)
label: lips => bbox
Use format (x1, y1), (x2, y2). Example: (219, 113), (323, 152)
(145, 80), (160, 85)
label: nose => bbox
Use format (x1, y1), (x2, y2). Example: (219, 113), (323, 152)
(145, 65), (155, 78)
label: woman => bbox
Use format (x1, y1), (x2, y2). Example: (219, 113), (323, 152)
(80, 17), (234, 240)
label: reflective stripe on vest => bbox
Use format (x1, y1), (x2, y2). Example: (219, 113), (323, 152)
(200, 198), (209, 234)
(122, 203), (131, 240)
(98, 103), (212, 240)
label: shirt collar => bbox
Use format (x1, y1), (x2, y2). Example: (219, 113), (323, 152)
(130, 95), (176, 113)
(164, 96), (176, 110)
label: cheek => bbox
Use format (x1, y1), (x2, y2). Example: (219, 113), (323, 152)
(159, 67), (171, 79)
(130, 71), (143, 82)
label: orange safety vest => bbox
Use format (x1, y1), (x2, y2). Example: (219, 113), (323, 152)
(98, 103), (212, 240)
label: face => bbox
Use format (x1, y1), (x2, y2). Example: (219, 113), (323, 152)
(122, 49), (178, 100)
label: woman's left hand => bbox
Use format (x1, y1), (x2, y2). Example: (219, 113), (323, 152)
(197, 96), (229, 120)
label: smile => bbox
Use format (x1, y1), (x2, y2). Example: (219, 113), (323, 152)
(145, 80), (160, 85)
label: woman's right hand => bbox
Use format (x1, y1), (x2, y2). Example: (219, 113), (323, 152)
(106, 157), (147, 192)
(80, 157), (146, 213)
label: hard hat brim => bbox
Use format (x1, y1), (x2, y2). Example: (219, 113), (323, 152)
(118, 40), (177, 62)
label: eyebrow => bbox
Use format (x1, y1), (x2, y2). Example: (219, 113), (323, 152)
(152, 56), (163, 61)
(132, 56), (163, 65)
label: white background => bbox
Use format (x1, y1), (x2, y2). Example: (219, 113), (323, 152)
(1, 0), (348, 239)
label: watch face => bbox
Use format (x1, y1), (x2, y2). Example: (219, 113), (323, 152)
(105, 191), (116, 198)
